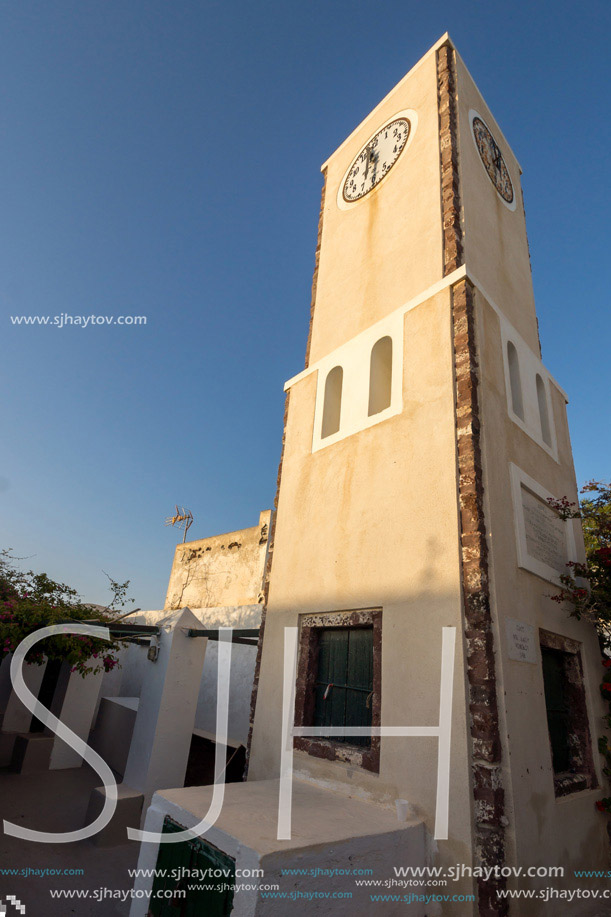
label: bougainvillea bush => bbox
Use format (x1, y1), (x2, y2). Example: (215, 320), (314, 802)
(0, 550), (132, 676)
(548, 481), (611, 640)
(548, 482), (611, 814)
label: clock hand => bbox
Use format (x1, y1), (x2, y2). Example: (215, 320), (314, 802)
(370, 146), (379, 176)
(492, 139), (502, 174)
(367, 145), (377, 177)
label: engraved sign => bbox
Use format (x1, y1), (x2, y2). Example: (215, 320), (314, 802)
(521, 487), (567, 573)
(506, 617), (537, 663)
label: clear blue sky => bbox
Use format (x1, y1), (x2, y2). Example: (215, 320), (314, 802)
(1, 1), (609, 609)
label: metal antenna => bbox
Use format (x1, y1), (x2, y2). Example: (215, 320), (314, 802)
(165, 505), (194, 543)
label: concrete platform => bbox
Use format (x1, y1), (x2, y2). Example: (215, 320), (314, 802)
(130, 778), (427, 916)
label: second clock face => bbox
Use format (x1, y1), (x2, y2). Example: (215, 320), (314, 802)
(342, 118), (411, 202)
(472, 116), (514, 204)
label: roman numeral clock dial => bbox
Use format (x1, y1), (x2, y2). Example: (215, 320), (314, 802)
(341, 115), (413, 204)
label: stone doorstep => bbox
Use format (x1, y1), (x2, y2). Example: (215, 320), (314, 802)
(0, 731), (56, 770)
(0, 730), (19, 767)
(85, 784), (144, 848)
(10, 733), (54, 774)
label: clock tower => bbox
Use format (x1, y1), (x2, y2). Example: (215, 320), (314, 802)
(246, 33), (609, 914)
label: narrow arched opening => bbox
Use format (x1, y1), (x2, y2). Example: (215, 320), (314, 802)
(536, 373), (551, 445)
(507, 341), (524, 420)
(321, 366), (343, 438)
(368, 336), (393, 417)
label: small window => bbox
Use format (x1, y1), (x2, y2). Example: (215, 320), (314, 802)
(321, 366), (343, 438)
(368, 336), (393, 416)
(313, 627), (373, 748)
(536, 374), (551, 446)
(507, 341), (524, 420)
(293, 609), (381, 772)
(541, 647), (570, 773)
(540, 632), (597, 797)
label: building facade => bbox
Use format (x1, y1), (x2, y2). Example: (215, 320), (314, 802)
(246, 33), (608, 913)
(131, 35), (609, 916)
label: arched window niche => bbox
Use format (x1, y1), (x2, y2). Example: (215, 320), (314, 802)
(368, 336), (393, 417)
(507, 341), (524, 421)
(321, 366), (343, 438)
(536, 373), (551, 446)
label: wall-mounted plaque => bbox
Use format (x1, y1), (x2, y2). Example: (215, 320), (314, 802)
(506, 617), (537, 663)
(521, 487), (567, 574)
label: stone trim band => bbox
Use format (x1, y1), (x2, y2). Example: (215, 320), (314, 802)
(304, 168), (328, 369)
(246, 171), (328, 773)
(437, 42), (463, 276)
(439, 39), (509, 914)
(244, 392), (289, 776)
(452, 277), (508, 916)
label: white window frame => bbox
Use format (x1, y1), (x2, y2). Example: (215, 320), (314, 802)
(509, 463), (578, 586)
(499, 317), (558, 461)
(311, 311), (404, 453)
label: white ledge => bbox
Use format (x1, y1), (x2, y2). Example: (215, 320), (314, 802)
(284, 264), (566, 404)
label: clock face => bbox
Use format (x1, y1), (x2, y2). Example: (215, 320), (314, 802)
(472, 116), (514, 204)
(342, 118), (411, 202)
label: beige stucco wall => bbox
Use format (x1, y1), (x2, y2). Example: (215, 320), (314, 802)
(455, 53), (540, 355)
(309, 45), (444, 363)
(477, 289), (610, 908)
(249, 288), (475, 890)
(164, 510), (271, 609)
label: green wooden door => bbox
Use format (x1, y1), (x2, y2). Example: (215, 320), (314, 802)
(149, 817), (235, 916)
(313, 626), (373, 747)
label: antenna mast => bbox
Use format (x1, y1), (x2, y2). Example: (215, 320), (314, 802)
(165, 505), (194, 543)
